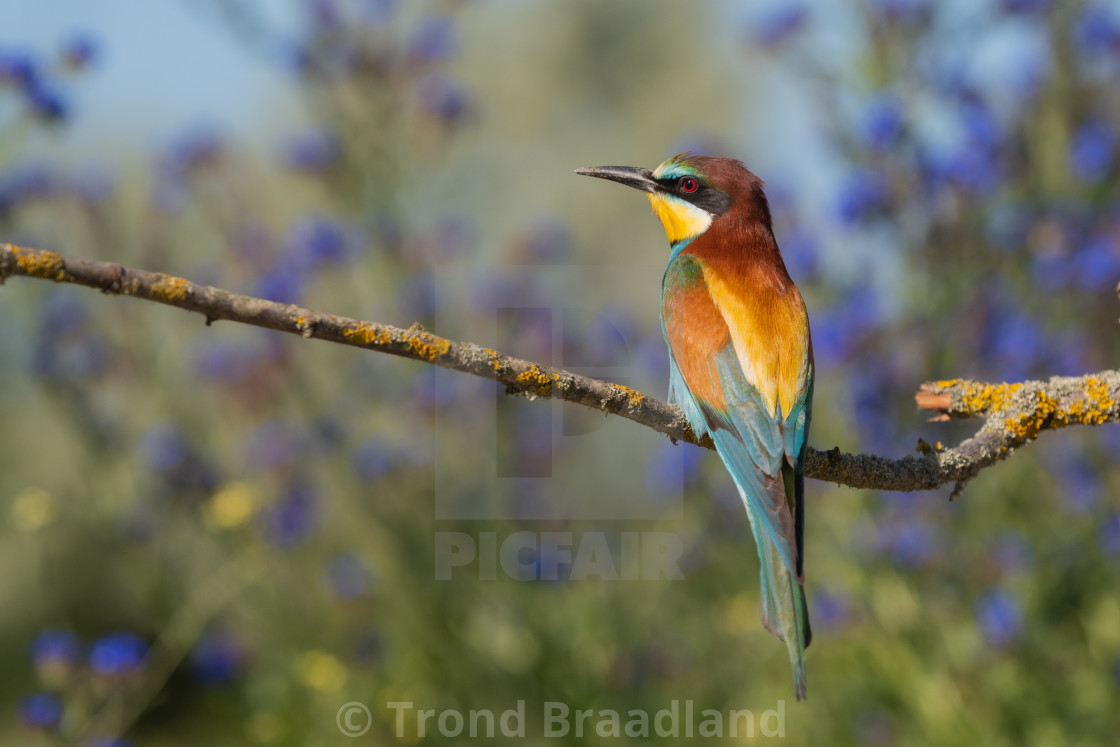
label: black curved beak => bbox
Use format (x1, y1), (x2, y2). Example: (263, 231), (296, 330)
(574, 165), (660, 194)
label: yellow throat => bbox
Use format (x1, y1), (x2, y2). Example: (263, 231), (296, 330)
(647, 193), (714, 245)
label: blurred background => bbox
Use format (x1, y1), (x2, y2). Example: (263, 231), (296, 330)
(1, 0), (1119, 744)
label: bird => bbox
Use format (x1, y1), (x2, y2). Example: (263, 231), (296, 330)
(575, 154), (814, 700)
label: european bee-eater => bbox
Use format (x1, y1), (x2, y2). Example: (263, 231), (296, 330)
(576, 154), (813, 700)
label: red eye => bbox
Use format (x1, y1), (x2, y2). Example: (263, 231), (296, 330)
(680, 177), (698, 193)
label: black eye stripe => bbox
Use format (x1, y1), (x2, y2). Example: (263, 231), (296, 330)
(652, 176), (731, 215)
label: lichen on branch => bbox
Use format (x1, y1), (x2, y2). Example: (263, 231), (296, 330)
(3, 242), (1118, 497)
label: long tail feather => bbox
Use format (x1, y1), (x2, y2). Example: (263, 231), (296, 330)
(740, 485), (811, 701)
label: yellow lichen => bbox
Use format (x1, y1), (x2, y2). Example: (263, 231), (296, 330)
(958, 381), (1022, 414)
(149, 274), (192, 302)
(1001, 380), (1116, 443)
(343, 323), (392, 346)
(516, 364), (557, 397)
(1081, 377), (1116, 424)
(1003, 391), (1062, 441)
(483, 348), (502, 371)
(13, 246), (68, 281)
(293, 315), (314, 338)
(615, 384), (645, 407)
(935, 379), (960, 388)
(405, 330), (451, 360)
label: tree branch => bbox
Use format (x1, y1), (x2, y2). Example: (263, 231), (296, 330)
(3, 242), (1118, 496)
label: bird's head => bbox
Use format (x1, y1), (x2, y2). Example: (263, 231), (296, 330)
(576, 153), (768, 249)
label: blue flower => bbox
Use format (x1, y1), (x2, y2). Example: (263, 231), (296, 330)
(430, 213), (477, 261)
(531, 541), (572, 584)
(1073, 4), (1120, 58)
(275, 39), (313, 75)
(958, 101), (1001, 149)
(352, 438), (395, 483)
(354, 627), (385, 665)
(467, 271), (521, 312)
(279, 126), (341, 173)
(776, 225), (819, 279)
(851, 366), (901, 452)
(262, 485), (318, 548)
(747, 3), (809, 48)
(992, 532), (1034, 575)
(165, 124), (224, 172)
(869, 0), (931, 26)
(519, 218), (572, 263)
(417, 73), (470, 124)
(812, 290), (882, 364)
(196, 339), (254, 385)
(26, 81), (68, 121)
(985, 204), (1031, 252)
(61, 31), (99, 69)
(925, 145), (1002, 196)
(0, 160), (61, 209)
(312, 416), (347, 451)
(567, 307), (634, 367)
(308, 0), (344, 33)
(141, 424), (189, 474)
(289, 214), (351, 267)
(150, 166), (191, 214)
(1000, 0), (1051, 14)
(30, 332), (112, 379)
(38, 291), (87, 338)
(986, 311), (1043, 380)
(232, 220), (274, 263)
(1074, 233), (1120, 290)
(874, 516), (937, 569)
(810, 590), (849, 631)
(191, 630), (246, 686)
(326, 553), (373, 600)
(89, 632), (147, 676)
(645, 440), (704, 501)
(835, 168), (890, 224)
(407, 15), (459, 64)
(399, 273), (436, 319)
(0, 48), (38, 88)
(1070, 120), (1116, 184)
(976, 589), (1023, 648)
(891, 523), (937, 569)
(1098, 514), (1120, 555)
(30, 629), (80, 667)
(249, 421), (306, 473)
(255, 267), (305, 304)
(71, 161), (116, 205)
(19, 693), (63, 730)
(1046, 330), (1088, 376)
(861, 95), (903, 151)
(1064, 470), (1102, 511)
(360, 0), (397, 26)
(508, 405), (555, 467)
